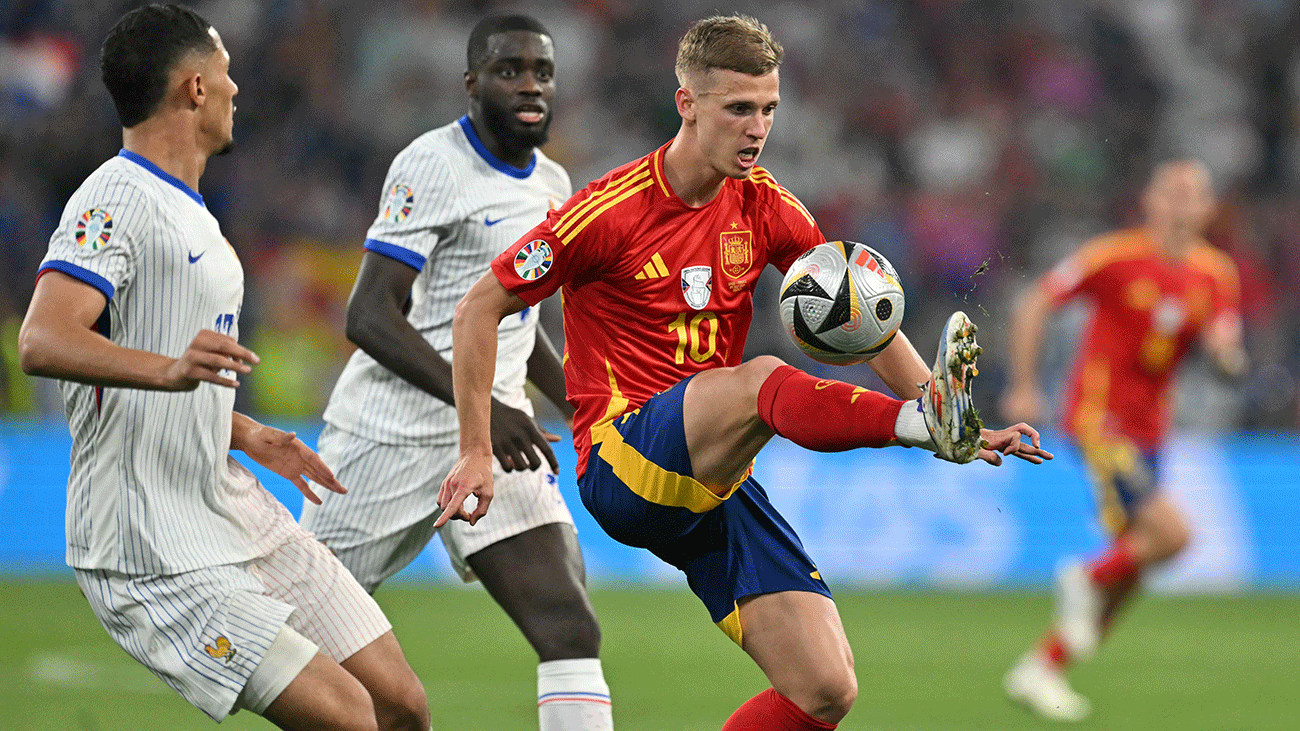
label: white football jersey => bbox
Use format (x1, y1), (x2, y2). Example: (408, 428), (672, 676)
(323, 116), (572, 445)
(41, 150), (299, 574)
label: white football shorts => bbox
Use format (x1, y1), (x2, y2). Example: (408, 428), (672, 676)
(75, 529), (391, 721)
(300, 422), (575, 589)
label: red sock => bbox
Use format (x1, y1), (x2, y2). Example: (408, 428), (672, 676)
(756, 365), (904, 452)
(1089, 538), (1140, 586)
(1042, 630), (1069, 668)
(721, 688), (838, 730)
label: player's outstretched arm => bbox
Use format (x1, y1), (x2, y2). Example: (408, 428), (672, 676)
(20, 270), (255, 390)
(526, 325), (576, 430)
(436, 272), (532, 527)
(999, 280), (1055, 423)
(868, 330), (929, 400)
(231, 412), (346, 505)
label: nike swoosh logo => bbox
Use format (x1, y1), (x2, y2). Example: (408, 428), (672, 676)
(484, 216), (506, 226)
(188, 251), (205, 263)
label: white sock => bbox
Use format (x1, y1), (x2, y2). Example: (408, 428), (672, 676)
(535, 658), (611, 723)
(894, 397), (935, 451)
(538, 658), (613, 730)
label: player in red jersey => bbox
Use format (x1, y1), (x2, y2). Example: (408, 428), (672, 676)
(1001, 159), (1246, 721)
(440, 15), (1052, 730)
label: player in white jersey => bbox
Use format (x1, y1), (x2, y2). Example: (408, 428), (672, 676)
(298, 14), (613, 731)
(18, 6), (428, 730)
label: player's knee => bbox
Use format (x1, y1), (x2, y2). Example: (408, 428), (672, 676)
(1163, 514), (1192, 559)
(530, 599), (602, 661)
(372, 676), (430, 731)
(736, 355), (788, 394)
(802, 667), (858, 722)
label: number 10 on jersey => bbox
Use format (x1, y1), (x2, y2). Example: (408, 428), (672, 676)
(669, 311), (718, 364)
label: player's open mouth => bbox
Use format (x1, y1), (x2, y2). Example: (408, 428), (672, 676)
(515, 104), (546, 125)
(737, 147), (759, 167)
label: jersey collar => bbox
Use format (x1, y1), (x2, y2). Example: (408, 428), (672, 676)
(458, 116), (536, 179)
(117, 149), (205, 206)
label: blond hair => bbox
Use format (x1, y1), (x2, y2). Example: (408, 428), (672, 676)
(674, 14), (783, 89)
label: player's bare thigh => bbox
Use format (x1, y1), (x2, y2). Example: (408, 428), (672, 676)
(737, 590), (857, 723)
(681, 355), (785, 492)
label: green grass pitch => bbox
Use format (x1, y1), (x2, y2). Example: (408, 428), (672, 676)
(2, 580), (1295, 730)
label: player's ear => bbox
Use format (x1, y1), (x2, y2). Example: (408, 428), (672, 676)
(465, 70), (476, 96)
(675, 87), (695, 122)
(186, 72), (204, 110)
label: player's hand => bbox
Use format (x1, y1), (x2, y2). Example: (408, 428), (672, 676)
(240, 423), (346, 505)
(436, 453), (495, 527)
(999, 382), (1045, 424)
(489, 398), (560, 473)
(162, 329), (258, 390)
(977, 424), (1054, 466)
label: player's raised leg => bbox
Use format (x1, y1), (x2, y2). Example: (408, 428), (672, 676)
(467, 524), (613, 731)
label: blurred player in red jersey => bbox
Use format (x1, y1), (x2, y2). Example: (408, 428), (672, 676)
(1001, 159), (1247, 722)
(439, 15), (1053, 730)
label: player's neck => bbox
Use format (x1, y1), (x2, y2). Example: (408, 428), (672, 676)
(122, 120), (208, 192)
(664, 134), (725, 207)
(1149, 225), (1197, 260)
(465, 114), (534, 169)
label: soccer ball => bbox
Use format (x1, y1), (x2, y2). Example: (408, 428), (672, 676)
(778, 241), (905, 365)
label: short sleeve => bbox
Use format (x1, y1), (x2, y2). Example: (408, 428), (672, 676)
(490, 183), (609, 306)
(1040, 236), (1119, 304)
(757, 176), (825, 273)
(363, 146), (457, 271)
(38, 178), (143, 301)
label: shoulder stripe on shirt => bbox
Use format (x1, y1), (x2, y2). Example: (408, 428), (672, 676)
(749, 169), (816, 227)
(554, 160), (652, 239)
(559, 177), (654, 245)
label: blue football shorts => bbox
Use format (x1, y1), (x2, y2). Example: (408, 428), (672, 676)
(1074, 435), (1161, 535)
(579, 375), (831, 646)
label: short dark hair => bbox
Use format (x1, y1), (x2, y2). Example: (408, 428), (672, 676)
(100, 4), (216, 128)
(466, 14), (551, 74)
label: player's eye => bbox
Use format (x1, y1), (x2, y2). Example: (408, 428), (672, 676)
(763, 104), (778, 115)
(500, 67), (517, 78)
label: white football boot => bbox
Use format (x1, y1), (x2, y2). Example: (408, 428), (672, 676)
(920, 311), (984, 463)
(1055, 560), (1103, 660)
(1004, 650), (1092, 722)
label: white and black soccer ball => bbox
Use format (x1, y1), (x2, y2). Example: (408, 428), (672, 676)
(778, 241), (905, 365)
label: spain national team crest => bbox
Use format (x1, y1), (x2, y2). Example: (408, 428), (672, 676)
(514, 239), (553, 281)
(75, 208), (113, 250)
(681, 265), (712, 310)
(720, 229), (753, 279)
(382, 184), (414, 223)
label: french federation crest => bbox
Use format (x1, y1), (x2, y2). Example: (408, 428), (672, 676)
(720, 229), (753, 278)
(681, 265), (712, 310)
(75, 209), (113, 250)
(514, 239), (553, 281)
(382, 184), (414, 223)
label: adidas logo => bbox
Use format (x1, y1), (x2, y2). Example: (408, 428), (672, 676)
(634, 253), (670, 280)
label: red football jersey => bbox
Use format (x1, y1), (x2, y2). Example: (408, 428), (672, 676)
(491, 142), (825, 475)
(1043, 228), (1241, 450)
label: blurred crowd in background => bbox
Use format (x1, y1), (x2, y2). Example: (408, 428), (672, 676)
(1, 0), (1297, 431)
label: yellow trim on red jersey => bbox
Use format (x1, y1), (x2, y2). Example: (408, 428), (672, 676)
(559, 178), (656, 245)
(651, 145), (672, 198)
(749, 168), (816, 227)
(1071, 357), (1111, 444)
(554, 161), (652, 242)
(1185, 242), (1241, 304)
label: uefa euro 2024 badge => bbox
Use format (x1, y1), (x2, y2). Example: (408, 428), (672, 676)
(681, 265), (712, 310)
(75, 209), (113, 251)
